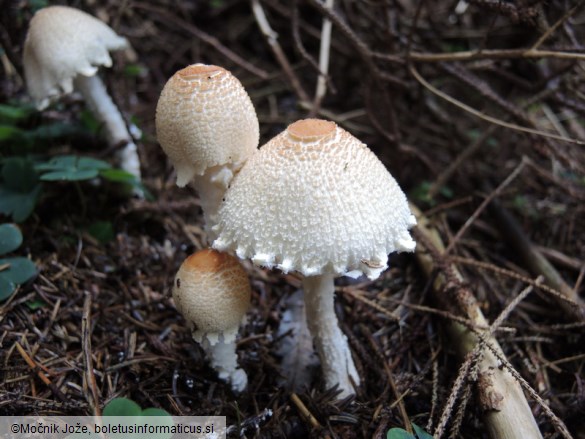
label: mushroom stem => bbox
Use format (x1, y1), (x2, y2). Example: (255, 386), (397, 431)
(201, 336), (248, 393)
(73, 75), (141, 183)
(192, 165), (237, 241)
(302, 274), (359, 397)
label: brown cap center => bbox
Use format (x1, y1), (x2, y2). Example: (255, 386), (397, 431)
(183, 248), (226, 273)
(287, 119), (336, 142)
(178, 64), (225, 81)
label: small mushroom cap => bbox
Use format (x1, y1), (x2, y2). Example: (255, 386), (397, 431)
(155, 64), (260, 187)
(23, 6), (128, 110)
(213, 119), (416, 280)
(173, 249), (251, 344)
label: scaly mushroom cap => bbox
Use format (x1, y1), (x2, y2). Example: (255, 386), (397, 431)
(155, 64), (260, 187)
(23, 6), (128, 110)
(173, 249), (251, 344)
(213, 119), (416, 280)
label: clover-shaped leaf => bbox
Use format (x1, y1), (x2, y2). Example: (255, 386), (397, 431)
(0, 223), (38, 301)
(36, 155), (112, 181)
(387, 423), (433, 439)
(0, 223), (22, 254)
(102, 398), (172, 439)
(0, 158), (42, 223)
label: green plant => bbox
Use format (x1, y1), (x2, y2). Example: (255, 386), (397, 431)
(103, 397), (170, 417)
(0, 154), (151, 223)
(1, 102), (151, 223)
(0, 223), (37, 301)
(387, 423), (434, 439)
(102, 398), (173, 439)
(0, 157), (42, 222)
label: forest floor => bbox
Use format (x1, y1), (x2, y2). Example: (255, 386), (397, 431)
(0, 1), (584, 438)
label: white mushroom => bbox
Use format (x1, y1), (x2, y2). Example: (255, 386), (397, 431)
(212, 119), (416, 397)
(173, 249), (251, 393)
(23, 6), (142, 184)
(155, 64), (259, 239)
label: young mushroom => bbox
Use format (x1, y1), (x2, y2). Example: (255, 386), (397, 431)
(173, 249), (251, 393)
(23, 6), (142, 184)
(155, 64), (259, 239)
(212, 119), (416, 397)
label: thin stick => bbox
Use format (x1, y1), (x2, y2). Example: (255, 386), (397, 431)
(132, 3), (268, 79)
(444, 158), (526, 254)
(290, 393), (321, 429)
(311, 0), (334, 115)
(15, 342), (66, 402)
(375, 48), (585, 63)
(82, 293), (101, 416)
(530, 0), (585, 50)
(409, 64), (585, 145)
(339, 288), (400, 322)
(450, 256), (583, 310)
(251, 0), (310, 103)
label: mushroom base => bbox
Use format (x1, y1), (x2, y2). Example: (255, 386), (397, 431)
(303, 274), (359, 397)
(200, 334), (248, 393)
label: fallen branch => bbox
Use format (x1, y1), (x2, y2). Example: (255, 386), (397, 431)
(411, 203), (544, 439)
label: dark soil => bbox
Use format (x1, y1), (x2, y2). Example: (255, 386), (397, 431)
(1, 1), (584, 438)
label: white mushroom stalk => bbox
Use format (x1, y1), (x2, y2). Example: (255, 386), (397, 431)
(23, 6), (142, 183)
(155, 64), (259, 240)
(173, 249), (251, 393)
(213, 119), (416, 397)
(303, 274), (359, 394)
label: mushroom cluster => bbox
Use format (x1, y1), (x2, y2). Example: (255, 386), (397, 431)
(156, 65), (416, 398)
(23, 6), (142, 184)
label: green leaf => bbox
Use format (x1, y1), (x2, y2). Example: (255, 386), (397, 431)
(35, 155), (109, 172)
(124, 64), (147, 77)
(76, 157), (112, 170)
(103, 398), (142, 417)
(2, 157), (40, 192)
(0, 257), (37, 284)
(412, 423), (434, 439)
(99, 168), (139, 184)
(0, 224), (23, 255)
(28, 0), (48, 12)
(100, 169), (154, 201)
(0, 184), (42, 223)
(140, 410), (173, 439)
(0, 276), (16, 301)
(36, 155), (112, 181)
(387, 428), (415, 439)
(40, 169), (100, 181)
(25, 299), (46, 310)
(87, 221), (115, 244)
(0, 124), (24, 141)
(141, 408), (171, 417)
(80, 110), (100, 134)
(23, 123), (80, 143)
(0, 103), (34, 123)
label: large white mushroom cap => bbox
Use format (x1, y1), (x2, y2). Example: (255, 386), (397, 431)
(213, 119), (416, 280)
(23, 6), (128, 110)
(155, 64), (260, 187)
(173, 249), (251, 345)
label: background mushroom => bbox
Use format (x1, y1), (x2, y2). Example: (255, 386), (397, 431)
(173, 248), (251, 393)
(23, 5), (142, 184)
(213, 119), (416, 397)
(155, 64), (259, 239)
